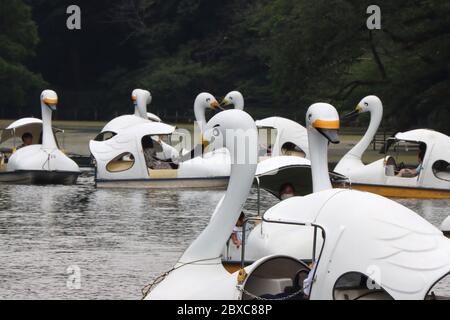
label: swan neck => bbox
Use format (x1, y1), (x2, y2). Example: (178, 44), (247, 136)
(136, 98), (149, 120)
(41, 103), (57, 150)
(194, 105), (207, 134)
(348, 109), (382, 159)
(180, 162), (256, 262)
(308, 128), (332, 192)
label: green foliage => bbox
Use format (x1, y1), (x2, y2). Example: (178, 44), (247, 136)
(0, 0), (46, 116)
(2, 0), (449, 133)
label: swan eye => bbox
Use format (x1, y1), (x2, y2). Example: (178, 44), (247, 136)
(364, 102), (369, 107)
(308, 114), (312, 120)
(230, 97), (233, 100)
(206, 98), (211, 103)
(213, 128), (220, 137)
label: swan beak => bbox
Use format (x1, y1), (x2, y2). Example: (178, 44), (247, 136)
(44, 98), (58, 110)
(313, 119), (340, 144)
(312, 119), (340, 129)
(220, 99), (231, 108)
(343, 104), (364, 119)
(210, 101), (220, 109)
(201, 137), (210, 148)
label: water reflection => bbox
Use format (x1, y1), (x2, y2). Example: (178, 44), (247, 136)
(0, 173), (448, 299)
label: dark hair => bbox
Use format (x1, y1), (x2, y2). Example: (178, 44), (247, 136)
(142, 136), (154, 149)
(418, 150), (425, 162)
(279, 182), (295, 195)
(22, 132), (32, 140)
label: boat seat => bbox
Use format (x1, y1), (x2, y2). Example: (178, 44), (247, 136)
(148, 169), (178, 179)
(385, 156), (397, 176)
(282, 149), (306, 158)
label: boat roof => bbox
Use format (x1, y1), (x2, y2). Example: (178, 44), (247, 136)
(256, 117), (309, 156)
(0, 117), (62, 144)
(101, 115), (148, 133)
(264, 188), (450, 299)
(395, 129), (450, 148)
(256, 156), (311, 176)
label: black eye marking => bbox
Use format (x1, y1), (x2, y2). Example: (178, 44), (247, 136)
(364, 102), (369, 106)
(308, 114), (312, 120)
(206, 98), (211, 102)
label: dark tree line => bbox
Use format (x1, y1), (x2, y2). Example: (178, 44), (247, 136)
(1, 0), (449, 133)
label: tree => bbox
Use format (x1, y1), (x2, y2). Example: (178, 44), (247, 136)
(0, 0), (46, 118)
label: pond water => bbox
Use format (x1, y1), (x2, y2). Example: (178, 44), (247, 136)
(0, 170), (448, 299)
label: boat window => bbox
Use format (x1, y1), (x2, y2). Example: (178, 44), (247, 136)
(426, 273), (450, 300)
(384, 141), (427, 178)
(258, 127), (278, 157)
(94, 131), (116, 142)
(432, 160), (450, 182)
(333, 272), (393, 300)
(106, 152), (135, 172)
(281, 142), (306, 158)
(242, 257), (310, 300)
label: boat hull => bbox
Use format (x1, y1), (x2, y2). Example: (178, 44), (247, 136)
(0, 170), (80, 185)
(95, 176), (229, 189)
(351, 183), (450, 199)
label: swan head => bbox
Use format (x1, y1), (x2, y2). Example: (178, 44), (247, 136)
(195, 92), (220, 111)
(221, 91), (244, 110)
(204, 109), (257, 163)
(306, 103), (340, 144)
(131, 89), (152, 105)
(41, 90), (58, 111)
(344, 95), (382, 119)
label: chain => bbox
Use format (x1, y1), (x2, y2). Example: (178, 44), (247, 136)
(238, 286), (306, 301)
(141, 256), (222, 299)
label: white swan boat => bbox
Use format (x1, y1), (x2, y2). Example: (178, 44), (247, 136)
(90, 93), (231, 188)
(97, 89), (161, 140)
(144, 107), (450, 300)
(0, 90), (80, 184)
(335, 96), (450, 198)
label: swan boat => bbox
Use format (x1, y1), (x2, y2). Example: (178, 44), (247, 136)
(0, 90), (80, 184)
(144, 107), (450, 300)
(335, 96), (450, 199)
(90, 91), (337, 190)
(96, 89), (161, 140)
(90, 93), (231, 188)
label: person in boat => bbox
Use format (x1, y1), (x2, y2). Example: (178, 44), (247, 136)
(17, 132), (33, 150)
(230, 212), (252, 249)
(142, 136), (172, 170)
(279, 183), (296, 200)
(396, 150), (425, 178)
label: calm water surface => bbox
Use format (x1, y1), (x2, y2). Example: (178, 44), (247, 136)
(0, 171), (448, 299)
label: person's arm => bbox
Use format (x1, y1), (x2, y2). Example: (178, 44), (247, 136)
(231, 232), (241, 248)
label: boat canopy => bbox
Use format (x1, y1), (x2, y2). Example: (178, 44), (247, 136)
(395, 129), (450, 161)
(256, 117), (309, 158)
(0, 118), (62, 145)
(90, 122), (176, 162)
(263, 189), (450, 299)
(255, 156), (348, 198)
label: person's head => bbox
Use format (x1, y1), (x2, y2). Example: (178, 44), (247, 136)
(280, 183), (295, 200)
(22, 132), (33, 146)
(418, 150), (425, 163)
(236, 212), (245, 227)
